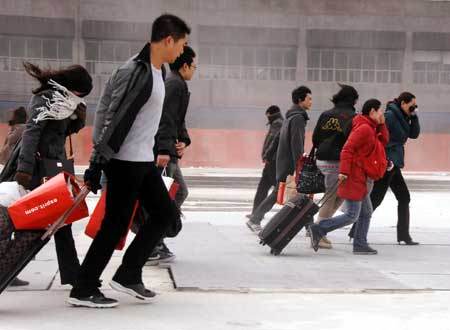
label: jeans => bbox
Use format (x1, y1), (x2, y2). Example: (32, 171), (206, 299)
(250, 182), (278, 225)
(72, 160), (179, 296)
(316, 160), (343, 221)
(316, 180), (374, 248)
(251, 161), (277, 214)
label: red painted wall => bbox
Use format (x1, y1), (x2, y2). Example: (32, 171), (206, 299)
(0, 124), (447, 171)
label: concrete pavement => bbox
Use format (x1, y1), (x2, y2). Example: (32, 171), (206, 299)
(1, 183), (450, 329)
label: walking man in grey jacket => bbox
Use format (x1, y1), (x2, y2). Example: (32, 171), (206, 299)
(68, 14), (190, 308)
(247, 86), (312, 233)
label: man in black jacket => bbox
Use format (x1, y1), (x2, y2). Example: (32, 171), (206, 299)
(311, 84), (358, 249)
(147, 45), (196, 264)
(247, 86), (312, 232)
(68, 14), (190, 308)
(246, 105), (283, 233)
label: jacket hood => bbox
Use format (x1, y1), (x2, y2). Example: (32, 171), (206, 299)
(352, 114), (377, 130)
(267, 112), (283, 125)
(286, 104), (309, 121)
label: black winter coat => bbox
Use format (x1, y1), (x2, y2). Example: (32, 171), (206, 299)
(276, 105), (309, 182)
(312, 102), (356, 161)
(155, 70), (191, 159)
(14, 90), (84, 180)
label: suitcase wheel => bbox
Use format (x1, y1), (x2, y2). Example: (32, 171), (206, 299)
(259, 240), (266, 246)
(270, 248), (281, 256)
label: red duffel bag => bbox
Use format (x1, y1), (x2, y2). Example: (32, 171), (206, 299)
(8, 172), (89, 230)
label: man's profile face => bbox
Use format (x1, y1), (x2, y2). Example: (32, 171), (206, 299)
(166, 35), (188, 63)
(300, 94), (313, 110)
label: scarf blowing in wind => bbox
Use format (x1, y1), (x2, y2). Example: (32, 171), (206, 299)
(33, 79), (86, 123)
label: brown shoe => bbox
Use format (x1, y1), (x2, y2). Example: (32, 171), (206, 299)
(318, 237), (332, 249)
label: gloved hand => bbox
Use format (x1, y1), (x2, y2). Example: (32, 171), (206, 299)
(84, 162), (103, 194)
(14, 171), (32, 189)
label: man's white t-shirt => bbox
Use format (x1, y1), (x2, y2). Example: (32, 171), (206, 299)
(113, 64), (165, 162)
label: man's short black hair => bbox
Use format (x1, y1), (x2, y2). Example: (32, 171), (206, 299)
(361, 99), (382, 116)
(292, 86), (311, 104)
(169, 46), (196, 71)
(151, 14), (191, 42)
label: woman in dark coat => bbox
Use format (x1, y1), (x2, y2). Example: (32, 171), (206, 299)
(14, 61), (92, 286)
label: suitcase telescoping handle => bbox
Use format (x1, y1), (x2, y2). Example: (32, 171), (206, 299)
(41, 186), (90, 240)
(316, 180), (341, 209)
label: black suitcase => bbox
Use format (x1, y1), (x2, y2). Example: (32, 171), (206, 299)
(258, 182), (338, 256)
(0, 187), (89, 294)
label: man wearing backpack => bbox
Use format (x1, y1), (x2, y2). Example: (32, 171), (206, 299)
(309, 99), (389, 255)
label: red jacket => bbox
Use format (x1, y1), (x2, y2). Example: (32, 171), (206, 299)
(338, 115), (389, 201)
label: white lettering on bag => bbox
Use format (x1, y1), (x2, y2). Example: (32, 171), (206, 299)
(24, 198), (58, 215)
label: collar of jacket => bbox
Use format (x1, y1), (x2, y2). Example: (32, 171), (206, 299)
(287, 104), (309, 121)
(134, 43), (167, 79)
(168, 70), (188, 88)
(387, 102), (410, 131)
(135, 43), (151, 64)
(267, 112), (283, 125)
(354, 114), (379, 129)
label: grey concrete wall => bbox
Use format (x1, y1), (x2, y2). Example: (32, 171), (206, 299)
(0, 0), (450, 132)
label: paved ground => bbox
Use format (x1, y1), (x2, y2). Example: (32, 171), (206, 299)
(1, 170), (450, 329)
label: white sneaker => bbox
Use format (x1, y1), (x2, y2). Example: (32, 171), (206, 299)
(246, 220), (262, 234)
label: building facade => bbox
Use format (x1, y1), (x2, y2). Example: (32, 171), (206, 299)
(1, 0), (450, 170)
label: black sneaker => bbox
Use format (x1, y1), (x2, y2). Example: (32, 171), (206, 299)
(353, 245), (378, 255)
(145, 251), (160, 266)
(110, 280), (156, 302)
(67, 292), (118, 308)
(158, 243), (176, 263)
(308, 225), (322, 252)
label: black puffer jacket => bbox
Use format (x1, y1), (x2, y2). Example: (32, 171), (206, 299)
(312, 102), (356, 161)
(261, 114), (283, 162)
(16, 90), (85, 176)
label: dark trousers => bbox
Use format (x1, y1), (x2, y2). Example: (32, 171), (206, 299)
(349, 166), (412, 241)
(251, 162), (277, 214)
(72, 160), (178, 296)
(54, 225), (80, 285)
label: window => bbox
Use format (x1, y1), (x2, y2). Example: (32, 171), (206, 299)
(307, 48), (403, 84)
(0, 36), (72, 72)
(413, 51), (450, 85)
(84, 40), (142, 75)
(198, 45), (297, 81)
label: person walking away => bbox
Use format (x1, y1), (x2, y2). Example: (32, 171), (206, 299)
(246, 86), (312, 233)
(311, 84), (358, 249)
(245, 105), (283, 233)
(14, 61), (92, 286)
(68, 14), (190, 308)
(147, 45), (197, 264)
(309, 99), (389, 255)
(349, 92), (420, 245)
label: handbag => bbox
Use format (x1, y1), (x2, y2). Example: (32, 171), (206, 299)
(296, 148), (325, 194)
(38, 135), (75, 180)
